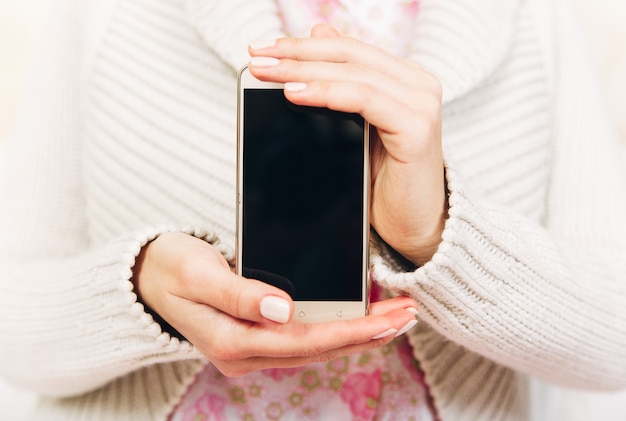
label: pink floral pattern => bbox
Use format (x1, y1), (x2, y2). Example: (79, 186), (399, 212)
(170, 334), (435, 421)
(179, 393), (227, 421)
(340, 370), (382, 420)
(263, 366), (304, 382)
(276, 0), (420, 57)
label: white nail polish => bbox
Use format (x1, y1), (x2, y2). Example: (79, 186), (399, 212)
(250, 39), (277, 50)
(284, 82), (307, 92)
(249, 57), (280, 67)
(395, 319), (418, 337)
(260, 296), (290, 324)
(405, 307), (419, 317)
(372, 328), (398, 340)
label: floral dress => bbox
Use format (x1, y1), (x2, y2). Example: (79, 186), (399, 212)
(169, 330), (435, 421)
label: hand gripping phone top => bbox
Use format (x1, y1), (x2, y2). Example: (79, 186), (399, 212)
(236, 66), (370, 323)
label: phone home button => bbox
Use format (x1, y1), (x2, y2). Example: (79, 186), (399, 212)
(336, 310), (343, 319)
(298, 311), (306, 318)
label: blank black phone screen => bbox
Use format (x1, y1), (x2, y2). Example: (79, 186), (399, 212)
(242, 88), (365, 301)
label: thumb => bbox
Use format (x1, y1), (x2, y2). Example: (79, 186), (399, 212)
(142, 232), (295, 325)
(196, 265), (295, 324)
(310, 23), (341, 38)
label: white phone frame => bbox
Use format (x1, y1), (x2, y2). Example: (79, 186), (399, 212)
(236, 66), (370, 323)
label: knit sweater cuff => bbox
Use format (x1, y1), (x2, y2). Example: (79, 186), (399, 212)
(106, 224), (226, 344)
(371, 163), (551, 360)
(0, 226), (225, 397)
(371, 162), (626, 389)
(128, 225), (232, 343)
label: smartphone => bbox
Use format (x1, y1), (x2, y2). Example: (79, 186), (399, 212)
(236, 66), (370, 323)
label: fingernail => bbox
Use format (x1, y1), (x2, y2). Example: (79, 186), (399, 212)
(405, 307), (419, 317)
(372, 328), (398, 340)
(284, 82), (308, 92)
(250, 39), (277, 50)
(260, 296), (290, 324)
(249, 56), (280, 67)
(395, 319), (418, 337)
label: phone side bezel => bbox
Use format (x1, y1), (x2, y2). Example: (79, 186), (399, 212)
(236, 65), (371, 323)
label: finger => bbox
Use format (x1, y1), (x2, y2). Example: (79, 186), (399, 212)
(283, 79), (440, 164)
(368, 295), (419, 315)
(249, 53), (437, 98)
(174, 249), (294, 324)
(171, 299), (392, 364)
(248, 56), (442, 165)
(229, 306), (418, 360)
(214, 335), (396, 377)
(174, 297), (418, 377)
(249, 57), (425, 111)
(211, 305), (419, 376)
(249, 36), (427, 88)
(209, 272), (294, 325)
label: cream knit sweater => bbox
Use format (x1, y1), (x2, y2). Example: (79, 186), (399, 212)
(1, 0), (625, 420)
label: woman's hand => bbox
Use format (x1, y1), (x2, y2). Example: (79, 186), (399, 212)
(133, 232), (419, 377)
(248, 24), (447, 265)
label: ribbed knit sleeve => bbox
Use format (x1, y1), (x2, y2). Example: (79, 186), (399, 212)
(372, 0), (626, 405)
(374, 163), (626, 384)
(0, 0), (208, 400)
(0, 227), (207, 396)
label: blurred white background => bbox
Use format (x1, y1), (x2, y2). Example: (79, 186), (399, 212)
(0, 0), (625, 420)
(0, 1), (52, 144)
(1, 3), (53, 419)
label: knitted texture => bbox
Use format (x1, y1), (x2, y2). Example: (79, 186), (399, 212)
(0, 0), (625, 420)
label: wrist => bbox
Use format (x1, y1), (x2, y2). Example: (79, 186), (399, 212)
(396, 217), (445, 265)
(132, 237), (187, 341)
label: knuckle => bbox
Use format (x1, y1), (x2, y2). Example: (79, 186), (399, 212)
(417, 112), (438, 135)
(291, 37), (304, 49)
(222, 282), (245, 319)
(272, 60), (297, 81)
(176, 252), (202, 291)
(425, 72), (443, 99)
(339, 36), (359, 57)
(351, 83), (373, 112)
(357, 82), (373, 100)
